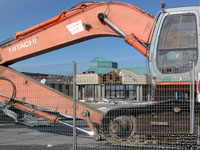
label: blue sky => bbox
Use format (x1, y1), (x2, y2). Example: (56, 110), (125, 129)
(0, 0), (199, 67)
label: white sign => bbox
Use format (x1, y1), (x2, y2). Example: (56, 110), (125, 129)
(66, 20), (84, 35)
(40, 78), (46, 84)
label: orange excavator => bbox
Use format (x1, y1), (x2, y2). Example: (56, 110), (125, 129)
(0, 1), (199, 148)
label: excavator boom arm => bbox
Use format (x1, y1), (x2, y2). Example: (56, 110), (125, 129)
(0, 1), (155, 65)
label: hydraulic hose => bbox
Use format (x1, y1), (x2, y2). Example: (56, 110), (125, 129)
(0, 76), (16, 104)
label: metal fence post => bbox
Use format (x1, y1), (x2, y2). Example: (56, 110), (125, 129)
(190, 61), (195, 135)
(189, 61), (196, 150)
(73, 61), (77, 150)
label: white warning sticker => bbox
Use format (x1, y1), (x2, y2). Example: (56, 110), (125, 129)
(66, 20), (84, 35)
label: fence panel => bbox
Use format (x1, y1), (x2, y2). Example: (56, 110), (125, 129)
(0, 61), (199, 150)
(0, 63), (75, 150)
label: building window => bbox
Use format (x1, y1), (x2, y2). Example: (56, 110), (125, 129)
(51, 84), (55, 89)
(65, 84), (69, 95)
(115, 76), (120, 82)
(128, 85), (137, 100)
(106, 85), (110, 90)
(105, 84), (125, 99)
(85, 85), (94, 99)
(110, 75), (112, 82)
(103, 75), (106, 82)
(120, 85), (124, 90)
(59, 84), (63, 92)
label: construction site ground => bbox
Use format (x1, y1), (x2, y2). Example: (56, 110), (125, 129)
(0, 102), (195, 150)
(0, 110), (142, 150)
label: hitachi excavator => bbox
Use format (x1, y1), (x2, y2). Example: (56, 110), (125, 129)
(0, 1), (199, 148)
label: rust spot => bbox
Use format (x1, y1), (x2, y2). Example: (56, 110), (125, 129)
(22, 97), (26, 101)
(24, 80), (28, 85)
(55, 107), (58, 112)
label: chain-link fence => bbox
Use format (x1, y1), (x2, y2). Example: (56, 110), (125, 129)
(0, 61), (199, 150)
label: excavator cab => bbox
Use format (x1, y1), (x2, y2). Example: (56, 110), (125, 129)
(149, 6), (200, 82)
